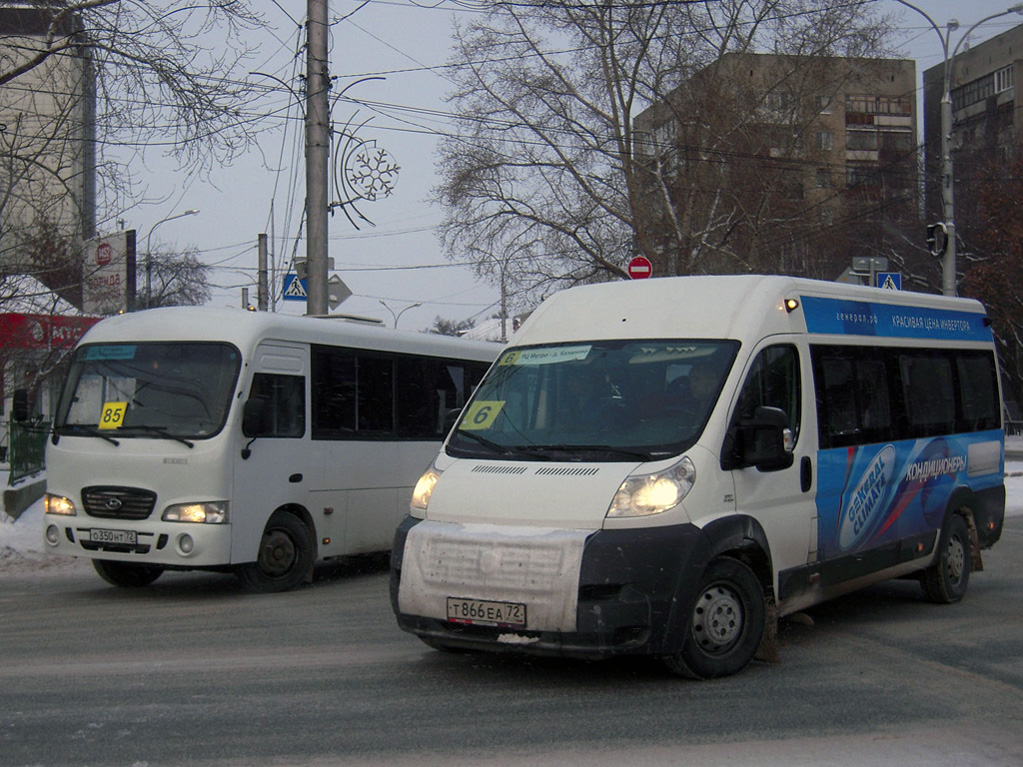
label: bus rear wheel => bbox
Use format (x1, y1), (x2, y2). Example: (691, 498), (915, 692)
(237, 511), (314, 593)
(93, 559), (164, 588)
(921, 513), (971, 604)
(663, 557), (765, 680)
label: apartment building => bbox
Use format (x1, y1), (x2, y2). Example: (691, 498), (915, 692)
(922, 23), (1023, 231)
(633, 53), (917, 281)
(0, 6), (96, 292)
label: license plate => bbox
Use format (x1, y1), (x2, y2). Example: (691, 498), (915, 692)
(447, 597), (526, 628)
(89, 528), (137, 545)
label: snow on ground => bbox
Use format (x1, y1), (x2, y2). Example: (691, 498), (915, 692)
(4, 458), (1023, 574)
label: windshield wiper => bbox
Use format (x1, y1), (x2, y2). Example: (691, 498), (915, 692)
(454, 429), (517, 456)
(118, 425), (195, 448)
(522, 444), (651, 461)
(63, 425), (120, 446)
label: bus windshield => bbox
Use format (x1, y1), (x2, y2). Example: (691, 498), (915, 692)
(55, 342), (242, 441)
(448, 339), (739, 461)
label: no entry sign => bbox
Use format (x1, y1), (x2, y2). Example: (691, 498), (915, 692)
(628, 256), (652, 279)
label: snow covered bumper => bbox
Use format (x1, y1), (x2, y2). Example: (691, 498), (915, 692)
(390, 516), (705, 659)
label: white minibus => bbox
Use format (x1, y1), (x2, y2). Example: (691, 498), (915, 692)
(43, 308), (498, 592)
(391, 276), (1005, 678)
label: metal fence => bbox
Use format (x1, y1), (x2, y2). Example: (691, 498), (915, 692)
(8, 417), (50, 484)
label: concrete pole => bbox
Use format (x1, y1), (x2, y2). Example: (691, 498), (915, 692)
(257, 233), (269, 311)
(939, 90), (957, 297)
(306, 0), (330, 316)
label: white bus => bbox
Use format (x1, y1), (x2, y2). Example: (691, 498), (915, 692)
(391, 276), (1005, 678)
(43, 308), (499, 592)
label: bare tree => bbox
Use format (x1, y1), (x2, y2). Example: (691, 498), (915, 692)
(435, 1), (895, 307)
(0, 2), (265, 310)
(146, 245), (213, 308)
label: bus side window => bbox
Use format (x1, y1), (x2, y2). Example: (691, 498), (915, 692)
(956, 354), (999, 432)
(248, 373), (305, 438)
(731, 345), (801, 442)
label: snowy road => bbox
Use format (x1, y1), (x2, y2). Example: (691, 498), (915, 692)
(1, 471), (1022, 766)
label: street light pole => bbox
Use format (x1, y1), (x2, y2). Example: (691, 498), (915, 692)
(894, 1), (1023, 296)
(379, 300), (421, 329)
(144, 209), (199, 309)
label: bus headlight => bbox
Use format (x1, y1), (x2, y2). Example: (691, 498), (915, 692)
(607, 457), (695, 518)
(411, 466), (442, 515)
(45, 494), (77, 516)
(162, 501), (228, 524)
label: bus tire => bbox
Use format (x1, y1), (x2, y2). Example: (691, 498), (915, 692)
(921, 513), (971, 604)
(93, 559), (164, 588)
(237, 511), (314, 593)
(663, 557), (765, 680)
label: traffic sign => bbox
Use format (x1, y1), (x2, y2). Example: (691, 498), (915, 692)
(327, 274), (352, 310)
(877, 272), (902, 290)
(628, 256), (652, 279)
(282, 273), (307, 301)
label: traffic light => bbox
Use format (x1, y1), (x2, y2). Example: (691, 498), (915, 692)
(927, 223), (948, 257)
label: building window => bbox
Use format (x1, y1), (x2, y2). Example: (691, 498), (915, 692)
(995, 65), (1014, 93)
(818, 131), (833, 151)
(816, 168), (833, 188)
(846, 130), (878, 151)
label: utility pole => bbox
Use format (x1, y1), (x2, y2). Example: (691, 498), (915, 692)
(306, 0), (330, 315)
(257, 233), (269, 311)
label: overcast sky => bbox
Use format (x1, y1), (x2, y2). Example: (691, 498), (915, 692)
(116, 0), (1023, 331)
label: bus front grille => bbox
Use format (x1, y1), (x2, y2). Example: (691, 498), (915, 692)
(82, 486), (157, 520)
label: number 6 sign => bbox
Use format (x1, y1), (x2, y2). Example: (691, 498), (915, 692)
(460, 400), (504, 431)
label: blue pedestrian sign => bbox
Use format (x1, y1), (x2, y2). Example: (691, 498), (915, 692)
(876, 272), (901, 291)
(282, 273), (308, 301)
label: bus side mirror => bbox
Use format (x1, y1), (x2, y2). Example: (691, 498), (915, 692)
(242, 397), (269, 438)
(12, 389), (30, 423)
(722, 406), (794, 472)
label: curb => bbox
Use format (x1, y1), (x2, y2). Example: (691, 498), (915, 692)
(2, 476), (46, 521)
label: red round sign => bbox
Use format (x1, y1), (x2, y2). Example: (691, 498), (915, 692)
(95, 242), (113, 266)
(628, 256), (652, 279)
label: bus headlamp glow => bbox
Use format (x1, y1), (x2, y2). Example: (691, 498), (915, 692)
(411, 468), (442, 513)
(162, 501), (228, 524)
(45, 494), (76, 516)
(607, 457), (696, 517)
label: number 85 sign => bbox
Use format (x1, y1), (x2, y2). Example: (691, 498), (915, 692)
(460, 400), (504, 431)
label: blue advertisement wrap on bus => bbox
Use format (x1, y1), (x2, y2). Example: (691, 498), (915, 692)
(800, 295), (992, 343)
(816, 430), (1004, 559)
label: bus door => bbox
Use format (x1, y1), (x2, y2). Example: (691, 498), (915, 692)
(726, 342), (817, 598)
(233, 342), (311, 563)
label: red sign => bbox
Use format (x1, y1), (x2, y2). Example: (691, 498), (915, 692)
(0, 314), (101, 351)
(628, 256), (652, 279)
(95, 242), (113, 266)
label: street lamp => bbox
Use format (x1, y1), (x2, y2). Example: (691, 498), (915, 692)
(144, 209), (199, 309)
(894, 1), (1023, 296)
(379, 300), (422, 329)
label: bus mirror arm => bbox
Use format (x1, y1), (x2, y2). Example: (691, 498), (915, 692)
(241, 398), (269, 459)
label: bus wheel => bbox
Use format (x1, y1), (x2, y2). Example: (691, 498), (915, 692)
(663, 558), (765, 680)
(921, 514), (971, 604)
(93, 559), (163, 587)
(237, 511), (314, 593)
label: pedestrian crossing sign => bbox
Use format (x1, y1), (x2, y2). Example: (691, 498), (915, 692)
(283, 273), (308, 301)
(876, 272), (901, 291)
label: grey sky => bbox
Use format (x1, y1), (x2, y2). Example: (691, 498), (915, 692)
(117, 0), (1023, 330)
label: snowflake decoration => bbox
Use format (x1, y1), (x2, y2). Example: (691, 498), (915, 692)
(345, 142), (400, 201)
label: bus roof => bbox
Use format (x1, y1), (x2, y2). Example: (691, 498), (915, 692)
(75, 307), (501, 362)
(512, 275), (990, 346)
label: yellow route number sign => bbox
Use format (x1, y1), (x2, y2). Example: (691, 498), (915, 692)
(461, 400), (504, 431)
(98, 402), (128, 430)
